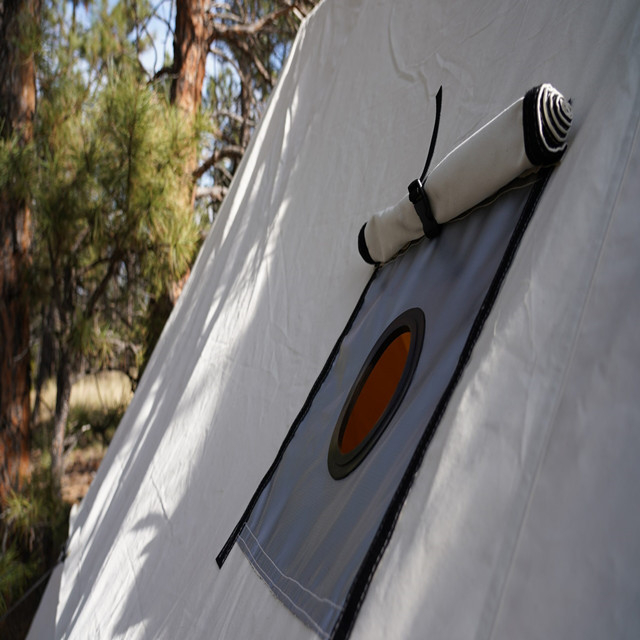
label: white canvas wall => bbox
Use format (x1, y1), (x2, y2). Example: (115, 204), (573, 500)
(29, 0), (640, 638)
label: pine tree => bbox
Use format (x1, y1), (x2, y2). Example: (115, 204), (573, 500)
(166, 0), (317, 209)
(32, 0), (199, 491)
(139, 0), (317, 355)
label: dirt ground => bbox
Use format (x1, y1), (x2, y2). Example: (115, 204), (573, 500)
(61, 444), (107, 504)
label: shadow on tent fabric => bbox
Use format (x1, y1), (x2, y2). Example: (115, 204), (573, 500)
(58, 50), (339, 635)
(55, 136), (280, 637)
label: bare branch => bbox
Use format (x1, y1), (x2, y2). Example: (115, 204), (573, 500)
(207, 5), (295, 42)
(193, 144), (245, 179)
(213, 11), (243, 24)
(218, 163), (234, 182)
(139, 21), (160, 75)
(232, 37), (272, 85)
(194, 185), (228, 201)
(210, 2), (233, 11)
(77, 255), (112, 280)
(213, 108), (254, 127)
(85, 252), (122, 319)
(210, 45), (242, 77)
(71, 226), (91, 254)
(149, 63), (178, 85)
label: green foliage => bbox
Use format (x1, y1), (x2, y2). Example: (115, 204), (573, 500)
(0, 130), (34, 202)
(0, 469), (70, 619)
(0, 547), (34, 616)
(28, 0), (317, 388)
(0, 371), (126, 629)
(31, 0), (200, 380)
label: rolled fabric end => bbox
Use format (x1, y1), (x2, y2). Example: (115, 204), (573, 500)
(358, 84), (572, 264)
(360, 196), (424, 264)
(426, 83), (572, 226)
(523, 83), (573, 166)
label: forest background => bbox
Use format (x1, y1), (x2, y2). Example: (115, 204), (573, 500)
(0, 0), (316, 636)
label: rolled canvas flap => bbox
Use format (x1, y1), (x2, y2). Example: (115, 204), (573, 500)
(359, 84), (572, 264)
(361, 196), (421, 265)
(426, 98), (530, 225)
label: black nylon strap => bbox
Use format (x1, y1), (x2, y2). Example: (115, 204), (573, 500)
(419, 86), (443, 184)
(409, 86), (443, 239)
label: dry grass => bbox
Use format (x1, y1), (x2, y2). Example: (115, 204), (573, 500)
(33, 370), (133, 424)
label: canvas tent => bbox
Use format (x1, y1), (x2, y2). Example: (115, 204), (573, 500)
(28, 0), (640, 638)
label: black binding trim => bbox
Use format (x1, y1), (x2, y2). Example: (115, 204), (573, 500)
(358, 223), (377, 265)
(216, 265), (383, 568)
(329, 166), (554, 640)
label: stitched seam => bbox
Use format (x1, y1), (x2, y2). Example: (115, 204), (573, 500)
(238, 534), (330, 639)
(242, 525), (343, 611)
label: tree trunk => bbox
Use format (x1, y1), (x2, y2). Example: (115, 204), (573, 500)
(171, 0), (209, 212)
(171, 0), (208, 141)
(32, 302), (56, 426)
(140, 0), (210, 364)
(0, 0), (39, 500)
(51, 349), (71, 495)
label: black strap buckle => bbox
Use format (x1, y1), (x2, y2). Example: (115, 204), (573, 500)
(408, 178), (440, 239)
